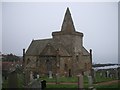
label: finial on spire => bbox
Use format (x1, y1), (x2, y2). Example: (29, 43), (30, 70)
(66, 7), (71, 15)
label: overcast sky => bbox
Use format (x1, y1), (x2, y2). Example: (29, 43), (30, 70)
(1, 2), (118, 64)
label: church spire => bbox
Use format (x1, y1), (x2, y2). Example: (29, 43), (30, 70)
(61, 7), (75, 33)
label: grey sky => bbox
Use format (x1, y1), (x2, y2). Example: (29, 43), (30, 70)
(2, 2), (118, 64)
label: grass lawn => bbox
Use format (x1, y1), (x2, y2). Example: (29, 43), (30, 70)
(41, 77), (78, 83)
(94, 72), (117, 83)
(41, 74), (116, 84)
(2, 73), (24, 88)
(47, 84), (78, 88)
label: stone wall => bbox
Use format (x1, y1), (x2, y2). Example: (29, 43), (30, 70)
(73, 35), (83, 53)
(53, 34), (74, 54)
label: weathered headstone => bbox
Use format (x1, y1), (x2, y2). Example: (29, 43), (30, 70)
(91, 69), (96, 83)
(100, 72), (102, 77)
(106, 71), (109, 78)
(115, 69), (118, 79)
(8, 71), (18, 88)
(88, 75), (93, 88)
(77, 73), (84, 89)
(48, 71), (52, 78)
(56, 73), (60, 84)
(94, 70), (96, 78)
(30, 71), (33, 81)
(37, 74), (40, 79)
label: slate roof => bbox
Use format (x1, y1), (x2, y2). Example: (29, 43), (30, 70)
(26, 39), (89, 56)
(26, 39), (52, 56)
(26, 39), (70, 56)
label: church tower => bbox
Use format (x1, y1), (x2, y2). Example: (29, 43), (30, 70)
(52, 8), (84, 55)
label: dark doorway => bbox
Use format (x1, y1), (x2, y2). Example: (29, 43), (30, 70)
(68, 69), (72, 77)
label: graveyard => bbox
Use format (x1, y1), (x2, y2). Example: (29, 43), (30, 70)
(2, 65), (120, 89)
(2, 54), (119, 89)
(1, 54), (120, 89)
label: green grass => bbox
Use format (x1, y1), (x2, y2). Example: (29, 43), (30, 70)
(41, 77), (78, 83)
(46, 82), (119, 88)
(94, 72), (117, 83)
(46, 81), (119, 88)
(41, 73), (116, 84)
(47, 84), (78, 88)
(17, 73), (24, 88)
(2, 79), (8, 88)
(2, 73), (24, 88)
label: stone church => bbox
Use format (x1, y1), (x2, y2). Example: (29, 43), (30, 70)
(23, 8), (92, 83)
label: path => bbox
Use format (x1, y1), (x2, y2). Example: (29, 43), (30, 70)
(47, 80), (120, 86)
(94, 80), (119, 86)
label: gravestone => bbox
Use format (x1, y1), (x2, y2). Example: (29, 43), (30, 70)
(106, 71), (109, 78)
(48, 71), (52, 78)
(30, 71), (34, 81)
(37, 74), (40, 79)
(115, 69), (118, 79)
(77, 73), (84, 89)
(8, 71), (18, 88)
(94, 70), (96, 79)
(100, 72), (102, 77)
(56, 73), (60, 84)
(92, 69), (96, 83)
(88, 75), (93, 88)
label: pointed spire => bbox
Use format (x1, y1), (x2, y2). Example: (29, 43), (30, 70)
(61, 7), (75, 33)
